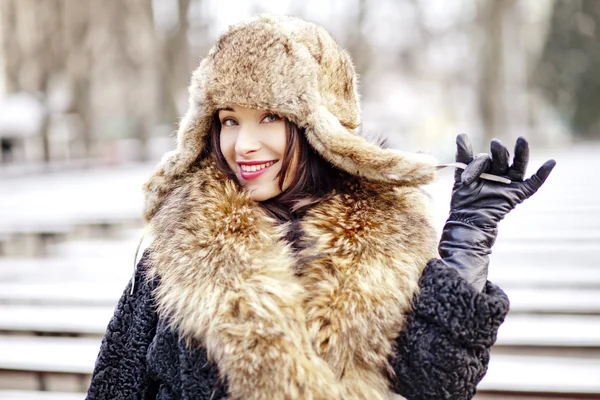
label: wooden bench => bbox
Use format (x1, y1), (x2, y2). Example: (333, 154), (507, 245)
(0, 165), (148, 233)
(502, 287), (600, 315)
(0, 258), (131, 284)
(4, 305), (600, 349)
(3, 336), (599, 397)
(3, 283), (599, 313)
(496, 314), (600, 348)
(0, 336), (97, 393)
(0, 283), (124, 306)
(489, 265), (600, 288)
(0, 165), (147, 257)
(0, 391), (84, 400)
(479, 353), (600, 396)
(490, 246), (599, 269)
(0, 336), (98, 375)
(0, 305), (113, 335)
(0, 223), (140, 258)
(45, 238), (139, 259)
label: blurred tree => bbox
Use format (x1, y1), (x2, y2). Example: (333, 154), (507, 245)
(0, 0), (71, 161)
(476, 0), (518, 145)
(535, 0), (600, 139)
(154, 0), (193, 129)
(87, 0), (157, 162)
(0, 0), (169, 163)
(346, 0), (371, 79)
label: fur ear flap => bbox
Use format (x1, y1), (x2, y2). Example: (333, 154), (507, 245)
(143, 150), (180, 224)
(143, 102), (213, 223)
(360, 130), (390, 149)
(304, 108), (437, 186)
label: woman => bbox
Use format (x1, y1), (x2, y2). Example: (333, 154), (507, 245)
(87, 15), (555, 400)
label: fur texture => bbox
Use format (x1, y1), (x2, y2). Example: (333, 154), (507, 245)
(142, 15), (437, 223)
(146, 157), (438, 400)
(87, 254), (510, 400)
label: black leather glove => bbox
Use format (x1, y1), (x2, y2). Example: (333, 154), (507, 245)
(439, 134), (556, 292)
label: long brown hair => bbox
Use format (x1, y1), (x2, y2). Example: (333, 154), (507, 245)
(207, 113), (342, 222)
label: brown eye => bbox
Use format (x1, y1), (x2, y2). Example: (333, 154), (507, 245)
(262, 114), (281, 123)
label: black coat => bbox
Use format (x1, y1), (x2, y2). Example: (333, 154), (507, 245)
(86, 256), (509, 400)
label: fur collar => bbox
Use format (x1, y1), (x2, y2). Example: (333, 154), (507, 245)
(146, 158), (437, 400)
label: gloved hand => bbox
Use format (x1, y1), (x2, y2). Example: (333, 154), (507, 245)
(439, 134), (556, 292)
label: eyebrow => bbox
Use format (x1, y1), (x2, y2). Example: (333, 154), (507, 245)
(219, 107), (234, 112)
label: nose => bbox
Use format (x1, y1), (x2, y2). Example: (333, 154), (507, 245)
(234, 125), (261, 156)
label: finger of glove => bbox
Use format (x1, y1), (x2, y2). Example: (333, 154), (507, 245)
(462, 153), (492, 186)
(507, 136), (530, 181)
(522, 159), (556, 198)
(490, 139), (510, 176)
(455, 134), (473, 183)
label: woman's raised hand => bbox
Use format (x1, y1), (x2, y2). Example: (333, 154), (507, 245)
(438, 134), (556, 291)
(449, 134), (556, 225)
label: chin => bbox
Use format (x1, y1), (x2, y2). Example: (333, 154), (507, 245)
(248, 186), (281, 202)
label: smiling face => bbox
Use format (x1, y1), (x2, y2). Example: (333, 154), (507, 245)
(218, 105), (298, 201)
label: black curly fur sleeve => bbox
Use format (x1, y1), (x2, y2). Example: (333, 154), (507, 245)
(86, 252), (159, 399)
(390, 258), (510, 400)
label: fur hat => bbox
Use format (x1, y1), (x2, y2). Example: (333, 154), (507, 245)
(143, 14), (437, 223)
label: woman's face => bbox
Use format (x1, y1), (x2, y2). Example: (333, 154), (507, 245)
(219, 105), (297, 201)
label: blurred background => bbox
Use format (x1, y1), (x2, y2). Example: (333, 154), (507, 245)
(0, 0), (598, 399)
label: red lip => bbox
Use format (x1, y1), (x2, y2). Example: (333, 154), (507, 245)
(238, 160), (278, 181)
(237, 160), (277, 166)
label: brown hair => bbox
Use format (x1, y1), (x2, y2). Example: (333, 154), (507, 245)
(207, 114), (342, 222)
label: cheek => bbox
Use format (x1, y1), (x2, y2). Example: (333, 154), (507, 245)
(271, 127), (287, 157)
(219, 133), (236, 166)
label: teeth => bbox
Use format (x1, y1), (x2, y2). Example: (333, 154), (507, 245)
(240, 160), (276, 172)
